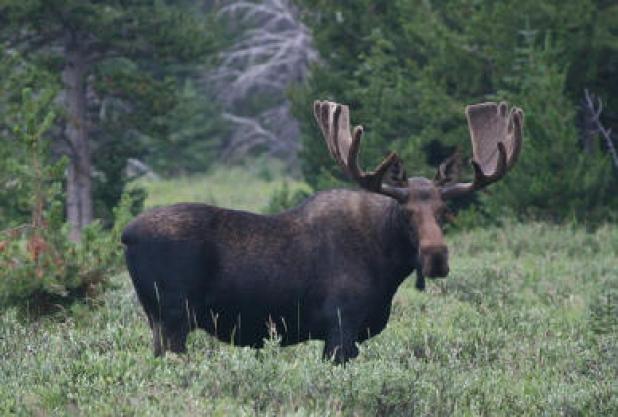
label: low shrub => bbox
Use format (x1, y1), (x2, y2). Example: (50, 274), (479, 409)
(0, 188), (135, 313)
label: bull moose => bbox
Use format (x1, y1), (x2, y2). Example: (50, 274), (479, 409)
(122, 100), (524, 363)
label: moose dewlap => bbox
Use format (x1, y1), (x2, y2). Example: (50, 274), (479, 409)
(122, 100), (524, 363)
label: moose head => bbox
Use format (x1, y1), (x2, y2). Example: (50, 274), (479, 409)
(314, 100), (524, 279)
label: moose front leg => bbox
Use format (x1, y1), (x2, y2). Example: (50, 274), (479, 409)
(321, 304), (363, 365)
(415, 269), (426, 291)
(147, 314), (164, 357)
(323, 329), (359, 365)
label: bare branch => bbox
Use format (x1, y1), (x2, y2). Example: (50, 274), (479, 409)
(583, 89), (618, 170)
(206, 0), (317, 165)
(221, 107), (300, 161)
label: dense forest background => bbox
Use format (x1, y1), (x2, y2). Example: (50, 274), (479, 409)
(1, 2), (617, 416)
(0, 0), (617, 302)
(292, 0), (618, 223)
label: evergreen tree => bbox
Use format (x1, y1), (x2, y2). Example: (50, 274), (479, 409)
(293, 0), (618, 222)
(0, 0), (218, 239)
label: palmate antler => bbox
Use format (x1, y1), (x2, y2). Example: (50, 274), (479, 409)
(440, 102), (524, 198)
(313, 101), (408, 200)
(314, 100), (523, 201)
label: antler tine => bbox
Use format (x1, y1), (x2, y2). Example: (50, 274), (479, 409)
(441, 102), (524, 199)
(313, 100), (408, 199)
(313, 101), (357, 177)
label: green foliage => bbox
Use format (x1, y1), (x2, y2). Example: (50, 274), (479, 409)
(0, 84), (63, 228)
(0, 189), (137, 312)
(589, 282), (618, 336)
(487, 34), (618, 221)
(1, 222), (616, 415)
(0, 194), (136, 312)
(0, 53), (59, 227)
(1, 1), (215, 61)
(264, 182), (312, 214)
(144, 79), (228, 175)
(0, 0), (224, 225)
(0, 89), (136, 311)
(91, 131), (147, 227)
(81, 4), (222, 221)
(292, 0), (618, 223)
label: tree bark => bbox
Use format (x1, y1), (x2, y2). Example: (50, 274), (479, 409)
(62, 31), (93, 241)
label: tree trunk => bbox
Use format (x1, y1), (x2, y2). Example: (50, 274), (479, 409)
(62, 32), (93, 241)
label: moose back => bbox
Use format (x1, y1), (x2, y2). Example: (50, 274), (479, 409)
(122, 100), (523, 363)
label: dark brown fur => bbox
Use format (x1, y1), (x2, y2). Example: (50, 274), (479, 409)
(122, 185), (450, 363)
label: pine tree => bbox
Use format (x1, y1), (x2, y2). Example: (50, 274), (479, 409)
(292, 0), (618, 222)
(0, 0), (217, 239)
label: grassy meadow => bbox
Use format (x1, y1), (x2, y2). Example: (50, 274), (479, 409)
(135, 163), (309, 211)
(1, 169), (617, 416)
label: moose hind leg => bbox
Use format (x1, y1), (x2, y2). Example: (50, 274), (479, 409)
(148, 315), (164, 357)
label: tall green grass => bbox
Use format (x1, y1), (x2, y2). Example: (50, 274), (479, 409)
(135, 163), (309, 212)
(1, 174), (616, 416)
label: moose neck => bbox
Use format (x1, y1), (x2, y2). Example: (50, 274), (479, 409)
(284, 189), (419, 291)
(372, 197), (419, 291)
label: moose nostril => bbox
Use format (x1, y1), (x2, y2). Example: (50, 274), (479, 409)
(420, 245), (449, 277)
(431, 255), (447, 272)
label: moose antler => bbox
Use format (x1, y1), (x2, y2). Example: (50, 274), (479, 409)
(314, 100), (408, 200)
(440, 102), (524, 198)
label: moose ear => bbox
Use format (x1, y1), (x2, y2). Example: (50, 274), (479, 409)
(434, 149), (463, 186)
(382, 154), (408, 187)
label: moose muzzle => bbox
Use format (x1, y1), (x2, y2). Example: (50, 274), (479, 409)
(419, 244), (449, 278)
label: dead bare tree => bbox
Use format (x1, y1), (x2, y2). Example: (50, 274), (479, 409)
(583, 89), (618, 170)
(209, 0), (318, 165)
